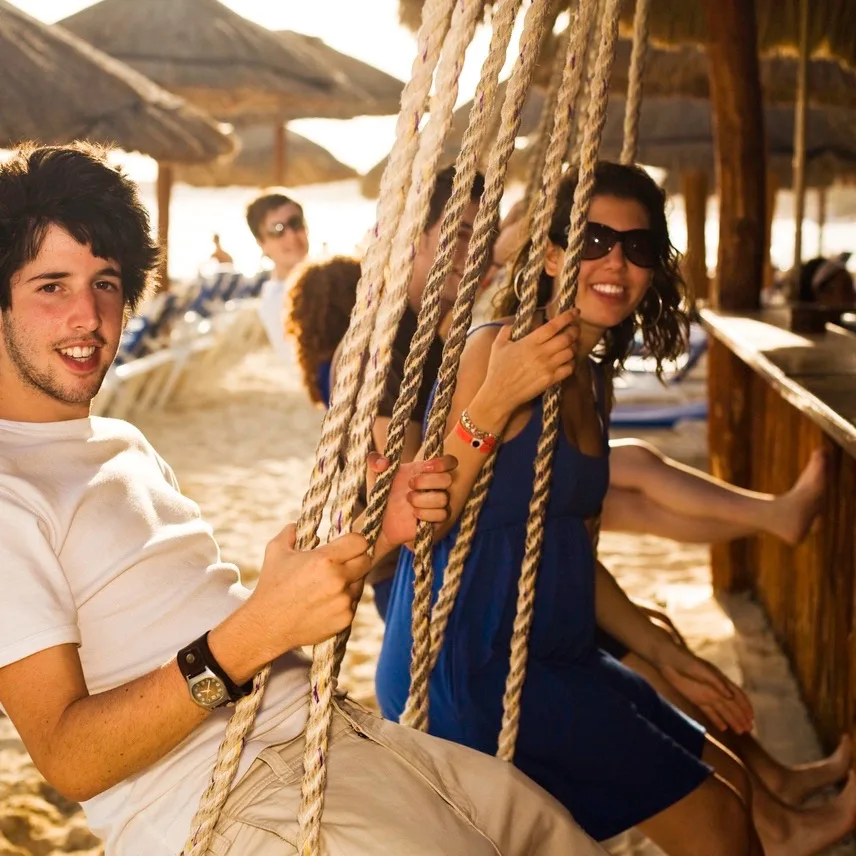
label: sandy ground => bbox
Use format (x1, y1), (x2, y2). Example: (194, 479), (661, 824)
(1, 345), (852, 855)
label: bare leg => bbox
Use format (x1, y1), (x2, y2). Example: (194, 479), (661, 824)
(608, 440), (826, 546)
(623, 652), (853, 807)
(602, 486), (757, 543)
(636, 768), (761, 856)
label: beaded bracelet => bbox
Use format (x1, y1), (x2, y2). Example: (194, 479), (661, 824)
(455, 408), (499, 454)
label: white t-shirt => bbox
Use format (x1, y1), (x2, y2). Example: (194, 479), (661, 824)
(0, 417), (310, 854)
(258, 276), (293, 363)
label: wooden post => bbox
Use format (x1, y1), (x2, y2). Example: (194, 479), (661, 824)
(682, 170), (709, 303)
(156, 162), (173, 292)
(763, 170), (779, 293)
(703, 0), (766, 310)
(707, 336), (755, 592)
(817, 186), (827, 257)
(792, 0), (810, 273)
(273, 122), (288, 186)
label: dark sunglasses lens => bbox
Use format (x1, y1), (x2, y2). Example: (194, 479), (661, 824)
(286, 214), (306, 231)
(624, 232), (657, 268)
(582, 223), (614, 260)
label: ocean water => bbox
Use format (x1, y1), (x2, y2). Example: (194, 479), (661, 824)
(138, 178), (856, 284)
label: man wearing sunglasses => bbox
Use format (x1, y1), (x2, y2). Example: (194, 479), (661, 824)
(246, 191), (309, 361)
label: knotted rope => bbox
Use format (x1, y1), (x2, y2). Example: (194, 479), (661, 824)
(620, 0), (651, 164)
(400, 0), (557, 731)
(182, 3), (455, 854)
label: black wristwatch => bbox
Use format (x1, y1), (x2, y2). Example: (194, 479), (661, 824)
(177, 632), (253, 710)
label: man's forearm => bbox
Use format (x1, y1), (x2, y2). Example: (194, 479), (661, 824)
(46, 603), (271, 802)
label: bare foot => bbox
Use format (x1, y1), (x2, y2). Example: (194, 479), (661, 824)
(767, 450), (826, 546)
(760, 769), (856, 856)
(774, 735), (854, 805)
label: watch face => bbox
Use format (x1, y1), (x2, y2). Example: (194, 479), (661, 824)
(191, 676), (227, 707)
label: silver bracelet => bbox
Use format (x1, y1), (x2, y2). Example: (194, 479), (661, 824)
(460, 408), (500, 444)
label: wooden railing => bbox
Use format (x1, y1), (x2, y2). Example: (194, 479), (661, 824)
(702, 308), (856, 751)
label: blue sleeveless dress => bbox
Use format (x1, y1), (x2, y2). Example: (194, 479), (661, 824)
(375, 331), (712, 841)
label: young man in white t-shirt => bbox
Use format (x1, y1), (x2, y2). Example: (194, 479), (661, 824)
(0, 144), (602, 856)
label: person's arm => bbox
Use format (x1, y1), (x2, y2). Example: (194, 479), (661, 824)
(0, 454), (455, 803)
(0, 527), (370, 803)
(593, 560), (754, 733)
(429, 310), (579, 540)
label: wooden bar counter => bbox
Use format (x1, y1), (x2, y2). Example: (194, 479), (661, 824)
(701, 308), (856, 750)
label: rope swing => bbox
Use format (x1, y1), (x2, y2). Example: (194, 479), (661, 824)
(184, 0), (653, 851)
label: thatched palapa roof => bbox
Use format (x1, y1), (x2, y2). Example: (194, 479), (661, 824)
(274, 32), (405, 119)
(0, 0), (233, 164)
(175, 125), (357, 188)
(60, 0), (336, 120)
(397, 0), (856, 70)
(360, 39), (856, 197)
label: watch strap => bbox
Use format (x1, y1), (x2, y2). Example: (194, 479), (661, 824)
(177, 632), (253, 701)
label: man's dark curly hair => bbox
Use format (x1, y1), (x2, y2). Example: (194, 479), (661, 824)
(0, 142), (159, 313)
(496, 161), (689, 377)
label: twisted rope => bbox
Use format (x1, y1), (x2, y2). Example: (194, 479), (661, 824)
(427, 0), (599, 676)
(620, 0), (651, 164)
(400, 0), (557, 732)
(497, 0), (623, 762)
(298, 3), (485, 852)
(181, 3), (455, 854)
(567, 0), (604, 165)
(360, 0), (524, 552)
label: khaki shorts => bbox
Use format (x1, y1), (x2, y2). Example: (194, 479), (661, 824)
(205, 697), (604, 855)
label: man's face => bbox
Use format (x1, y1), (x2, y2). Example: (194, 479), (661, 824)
(409, 199), (479, 315)
(256, 202), (309, 276)
(0, 224), (125, 421)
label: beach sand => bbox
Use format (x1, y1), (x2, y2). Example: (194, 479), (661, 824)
(1, 345), (852, 855)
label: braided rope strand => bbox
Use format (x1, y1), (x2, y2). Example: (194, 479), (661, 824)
(400, 0), (557, 731)
(181, 4), (455, 855)
(620, 0), (651, 164)
(426, 0), (598, 677)
(360, 0), (524, 550)
(297, 4), (485, 852)
(497, 0), (623, 762)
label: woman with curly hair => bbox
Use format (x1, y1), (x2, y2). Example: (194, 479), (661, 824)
(376, 162), (856, 855)
(285, 256), (361, 406)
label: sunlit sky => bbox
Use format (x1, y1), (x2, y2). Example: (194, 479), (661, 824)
(11, 0), (526, 177)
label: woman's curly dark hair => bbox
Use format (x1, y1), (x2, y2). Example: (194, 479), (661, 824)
(285, 256), (361, 405)
(495, 161), (689, 376)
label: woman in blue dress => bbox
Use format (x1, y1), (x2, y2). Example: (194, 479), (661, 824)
(376, 162), (856, 855)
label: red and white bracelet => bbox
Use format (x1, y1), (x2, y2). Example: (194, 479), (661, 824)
(455, 408), (499, 454)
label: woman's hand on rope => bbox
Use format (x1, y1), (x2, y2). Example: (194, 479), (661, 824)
(480, 308), (580, 416)
(366, 451), (457, 550)
(246, 524), (372, 654)
(656, 645), (755, 734)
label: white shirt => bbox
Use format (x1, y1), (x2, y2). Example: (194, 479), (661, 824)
(0, 417), (310, 854)
(258, 276), (293, 363)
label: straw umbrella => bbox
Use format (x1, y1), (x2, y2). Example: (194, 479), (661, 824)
(59, 0), (338, 284)
(0, 1), (234, 288)
(175, 125), (357, 188)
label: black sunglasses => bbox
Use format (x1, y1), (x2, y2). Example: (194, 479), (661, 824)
(263, 213), (306, 239)
(551, 221), (658, 269)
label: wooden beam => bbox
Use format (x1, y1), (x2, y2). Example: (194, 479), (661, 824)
(817, 186), (827, 257)
(707, 336), (755, 592)
(682, 170), (708, 303)
(703, 0), (766, 310)
(273, 122), (287, 186)
(791, 0), (810, 272)
(763, 169), (779, 293)
(155, 162), (173, 293)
